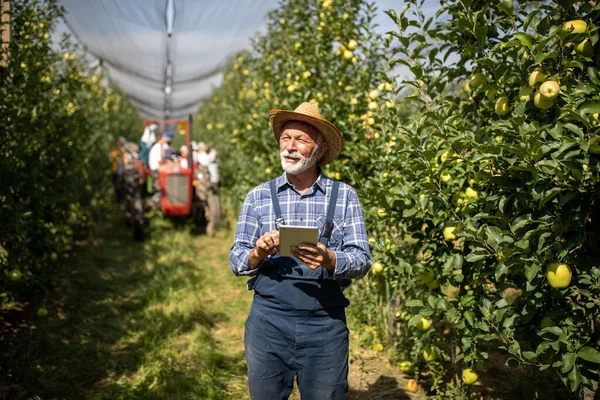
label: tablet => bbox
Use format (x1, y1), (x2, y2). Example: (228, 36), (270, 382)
(279, 225), (319, 257)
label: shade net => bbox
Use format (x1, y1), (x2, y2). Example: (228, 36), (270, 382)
(58, 0), (280, 118)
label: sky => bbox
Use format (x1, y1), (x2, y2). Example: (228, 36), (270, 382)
(56, 0), (441, 117)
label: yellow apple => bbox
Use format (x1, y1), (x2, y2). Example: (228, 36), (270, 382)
(350, 97), (358, 105)
(407, 379), (418, 392)
(469, 73), (486, 90)
(443, 226), (457, 240)
(347, 39), (358, 50)
(534, 92), (554, 109)
(368, 237), (376, 246)
(462, 368), (479, 385)
(368, 101), (379, 111)
(377, 208), (387, 217)
(441, 173), (451, 183)
(398, 361), (412, 371)
(563, 19), (587, 33)
(423, 345), (437, 362)
(546, 263), (572, 288)
(416, 317), (432, 331)
(539, 81), (560, 99)
(369, 89), (379, 100)
(343, 50), (354, 59)
(465, 187), (479, 199)
(495, 96), (510, 116)
(529, 70), (547, 87)
(372, 261), (384, 274)
(576, 38), (594, 57)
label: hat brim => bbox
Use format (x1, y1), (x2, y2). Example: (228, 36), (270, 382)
(268, 110), (344, 165)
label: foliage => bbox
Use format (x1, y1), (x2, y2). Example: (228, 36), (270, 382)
(194, 0), (600, 395)
(361, 0), (600, 394)
(192, 0), (389, 208)
(0, 0), (141, 304)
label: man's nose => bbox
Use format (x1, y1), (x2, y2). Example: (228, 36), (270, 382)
(284, 139), (296, 151)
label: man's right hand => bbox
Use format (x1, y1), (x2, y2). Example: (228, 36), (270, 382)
(249, 230), (280, 269)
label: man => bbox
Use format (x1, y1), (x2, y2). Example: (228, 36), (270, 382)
(230, 102), (372, 399)
(148, 131), (175, 172)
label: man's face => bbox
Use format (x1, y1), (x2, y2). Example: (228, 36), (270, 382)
(279, 122), (326, 175)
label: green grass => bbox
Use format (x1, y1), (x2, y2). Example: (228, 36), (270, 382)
(0, 212), (251, 400)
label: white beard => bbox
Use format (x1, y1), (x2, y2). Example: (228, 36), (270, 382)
(280, 145), (320, 175)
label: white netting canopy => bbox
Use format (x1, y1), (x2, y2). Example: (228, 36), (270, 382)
(58, 0), (280, 118)
(57, 0), (424, 118)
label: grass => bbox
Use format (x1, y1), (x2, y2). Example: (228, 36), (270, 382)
(0, 212), (251, 399)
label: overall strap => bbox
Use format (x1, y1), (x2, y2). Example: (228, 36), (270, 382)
(319, 180), (340, 246)
(269, 179), (285, 229)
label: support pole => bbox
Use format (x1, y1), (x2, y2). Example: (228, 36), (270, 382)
(1, 0), (10, 66)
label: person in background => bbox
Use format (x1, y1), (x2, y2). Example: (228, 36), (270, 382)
(178, 145), (190, 169)
(140, 123), (158, 168)
(148, 131), (175, 172)
(207, 146), (219, 187)
(196, 141), (210, 167)
(110, 136), (127, 202)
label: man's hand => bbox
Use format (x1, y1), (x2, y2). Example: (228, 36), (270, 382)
(291, 242), (336, 271)
(249, 230), (280, 269)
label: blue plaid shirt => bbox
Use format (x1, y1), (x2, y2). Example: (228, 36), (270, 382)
(230, 171), (372, 285)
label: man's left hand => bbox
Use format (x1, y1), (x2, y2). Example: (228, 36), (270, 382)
(291, 242), (336, 271)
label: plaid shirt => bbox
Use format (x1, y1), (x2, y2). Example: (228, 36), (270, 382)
(230, 171), (372, 285)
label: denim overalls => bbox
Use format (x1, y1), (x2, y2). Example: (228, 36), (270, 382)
(245, 178), (350, 399)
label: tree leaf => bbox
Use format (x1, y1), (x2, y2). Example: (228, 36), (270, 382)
(578, 346), (600, 363)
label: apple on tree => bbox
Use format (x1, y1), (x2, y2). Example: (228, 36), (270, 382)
(546, 263), (572, 288)
(539, 81), (560, 99)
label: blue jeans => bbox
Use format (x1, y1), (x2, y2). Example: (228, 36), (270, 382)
(244, 298), (349, 399)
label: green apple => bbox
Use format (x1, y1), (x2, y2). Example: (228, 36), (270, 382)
(563, 19), (587, 33)
(495, 96), (510, 116)
(589, 136), (600, 154)
(469, 73), (486, 90)
(419, 269), (435, 284)
(443, 226), (457, 241)
(416, 317), (432, 331)
(576, 39), (594, 57)
(423, 345), (437, 362)
(546, 263), (572, 288)
(539, 81), (560, 100)
(398, 360), (412, 371)
(36, 307), (48, 317)
(462, 368), (479, 385)
(528, 70), (547, 87)
(426, 279), (440, 290)
(9, 270), (22, 281)
(534, 92), (554, 109)
(519, 86), (533, 102)
(372, 261), (384, 274)
(465, 187), (479, 199)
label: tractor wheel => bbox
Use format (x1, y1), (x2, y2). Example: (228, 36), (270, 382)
(206, 192), (221, 237)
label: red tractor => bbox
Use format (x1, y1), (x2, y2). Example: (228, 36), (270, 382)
(143, 116), (221, 236)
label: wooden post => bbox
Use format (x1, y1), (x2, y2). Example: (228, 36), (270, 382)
(1, 0), (9, 66)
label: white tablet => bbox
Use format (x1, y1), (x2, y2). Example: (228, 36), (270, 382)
(279, 225), (319, 257)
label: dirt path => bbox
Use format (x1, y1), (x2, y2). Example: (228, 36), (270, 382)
(0, 214), (426, 399)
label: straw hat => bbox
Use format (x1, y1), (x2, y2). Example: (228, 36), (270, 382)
(269, 102), (344, 166)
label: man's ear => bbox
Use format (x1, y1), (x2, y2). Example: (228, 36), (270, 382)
(318, 141), (328, 159)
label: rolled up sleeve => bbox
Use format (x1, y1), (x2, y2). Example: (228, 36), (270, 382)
(230, 191), (263, 276)
(328, 190), (372, 280)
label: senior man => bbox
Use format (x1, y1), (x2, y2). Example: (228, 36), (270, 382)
(230, 102), (372, 399)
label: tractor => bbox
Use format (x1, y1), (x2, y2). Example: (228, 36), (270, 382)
(142, 116), (221, 236)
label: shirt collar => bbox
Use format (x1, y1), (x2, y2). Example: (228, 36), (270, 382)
(276, 169), (329, 194)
